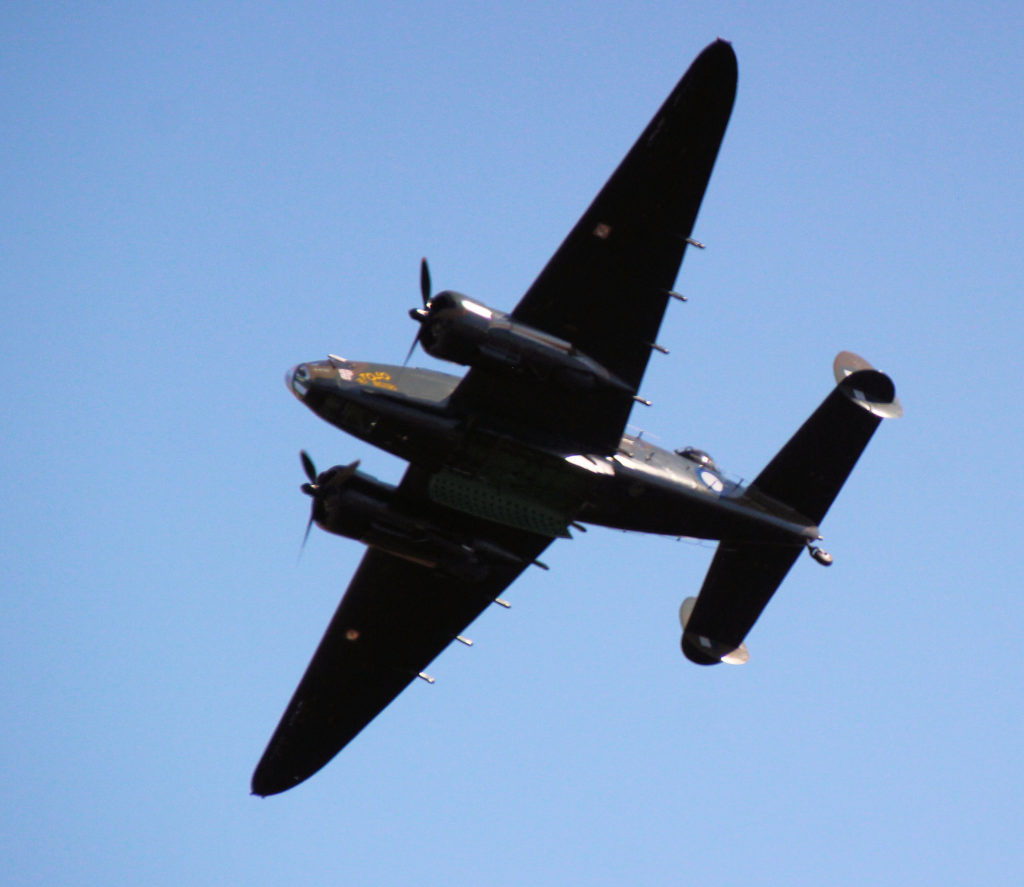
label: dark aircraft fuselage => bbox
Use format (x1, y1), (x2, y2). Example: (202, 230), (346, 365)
(288, 357), (821, 547)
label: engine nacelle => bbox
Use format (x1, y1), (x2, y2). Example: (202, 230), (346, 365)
(411, 291), (633, 394)
(310, 465), (522, 580)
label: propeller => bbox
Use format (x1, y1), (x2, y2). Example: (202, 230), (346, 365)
(300, 450), (317, 486)
(298, 450), (360, 552)
(420, 256), (431, 307)
(404, 258), (432, 365)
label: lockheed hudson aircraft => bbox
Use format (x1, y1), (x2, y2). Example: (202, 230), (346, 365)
(252, 40), (901, 796)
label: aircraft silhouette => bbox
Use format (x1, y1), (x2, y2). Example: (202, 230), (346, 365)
(252, 40), (901, 796)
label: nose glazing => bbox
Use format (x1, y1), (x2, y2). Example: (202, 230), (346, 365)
(287, 364), (311, 398)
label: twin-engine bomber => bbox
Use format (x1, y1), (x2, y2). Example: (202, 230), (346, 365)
(252, 40), (901, 797)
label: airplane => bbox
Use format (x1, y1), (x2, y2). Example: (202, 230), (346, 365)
(251, 39), (901, 796)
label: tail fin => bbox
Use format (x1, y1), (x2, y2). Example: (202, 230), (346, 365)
(747, 351), (901, 525)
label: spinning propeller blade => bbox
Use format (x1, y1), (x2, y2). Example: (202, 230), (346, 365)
(402, 335), (419, 367)
(420, 257), (431, 307)
(405, 258), (433, 365)
(301, 514), (315, 553)
(300, 450), (317, 485)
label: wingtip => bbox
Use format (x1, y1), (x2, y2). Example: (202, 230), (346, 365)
(250, 775), (272, 798)
(707, 37), (737, 60)
(692, 38), (738, 88)
(250, 763), (297, 798)
(250, 778), (287, 798)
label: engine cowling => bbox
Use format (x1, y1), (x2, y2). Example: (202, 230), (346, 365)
(308, 464), (520, 580)
(410, 291), (633, 394)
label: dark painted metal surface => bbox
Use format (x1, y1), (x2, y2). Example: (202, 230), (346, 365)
(253, 41), (901, 796)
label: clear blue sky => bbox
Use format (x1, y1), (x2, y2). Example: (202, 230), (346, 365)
(4, 2), (1022, 884)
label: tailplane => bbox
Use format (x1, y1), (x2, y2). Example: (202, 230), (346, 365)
(680, 352), (900, 665)
(746, 351), (901, 526)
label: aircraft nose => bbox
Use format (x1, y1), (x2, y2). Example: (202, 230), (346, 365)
(287, 364), (311, 399)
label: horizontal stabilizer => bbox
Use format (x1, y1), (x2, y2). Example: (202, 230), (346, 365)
(747, 352), (901, 525)
(681, 543), (802, 665)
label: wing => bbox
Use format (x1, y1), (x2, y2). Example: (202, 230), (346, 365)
(450, 40), (737, 453)
(251, 493), (550, 796)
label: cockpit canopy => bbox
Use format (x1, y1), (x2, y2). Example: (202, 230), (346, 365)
(676, 447), (717, 470)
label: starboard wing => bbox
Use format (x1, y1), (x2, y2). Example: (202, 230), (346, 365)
(450, 40), (737, 453)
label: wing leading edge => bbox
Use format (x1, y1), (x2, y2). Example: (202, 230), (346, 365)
(451, 40), (737, 453)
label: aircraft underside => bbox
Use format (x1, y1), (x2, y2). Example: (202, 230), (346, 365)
(252, 41), (900, 796)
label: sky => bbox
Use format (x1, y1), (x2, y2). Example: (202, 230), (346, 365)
(3, 2), (1023, 884)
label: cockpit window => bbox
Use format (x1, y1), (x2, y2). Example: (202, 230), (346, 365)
(676, 447), (717, 469)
